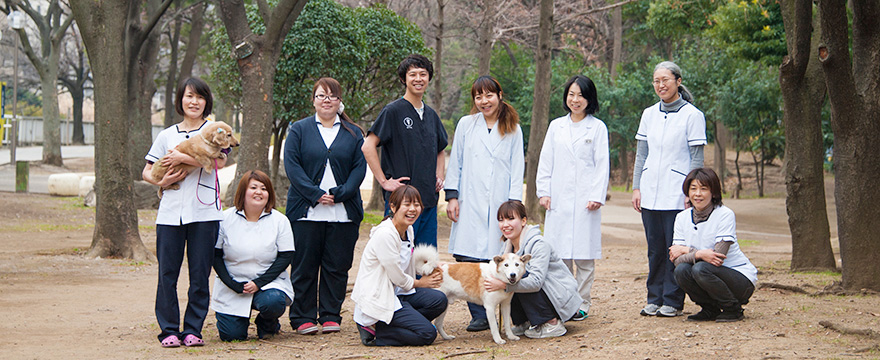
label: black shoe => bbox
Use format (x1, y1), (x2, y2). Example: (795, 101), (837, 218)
(357, 324), (376, 346)
(686, 307), (720, 322)
(716, 309), (744, 322)
(466, 318), (490, 332)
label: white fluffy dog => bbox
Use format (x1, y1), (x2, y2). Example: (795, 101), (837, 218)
(412, 245), (530, 344)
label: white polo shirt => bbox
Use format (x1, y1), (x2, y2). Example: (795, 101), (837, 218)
(146, 122), (223, 225)
(672, 205), (758, 284)
(211, 208), (296, 317)
(635, 102), (707, 210)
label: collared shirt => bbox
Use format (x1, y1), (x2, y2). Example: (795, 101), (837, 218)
(672, 205), (758, 284)
(211, 208), (295, 317)
(300, 115), (350, 222)
(146, 122), (223, 225)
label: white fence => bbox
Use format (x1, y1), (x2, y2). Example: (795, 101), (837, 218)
(2, 117), (163, 145)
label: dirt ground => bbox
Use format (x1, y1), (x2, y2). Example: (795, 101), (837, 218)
(2, 156), (880, 359)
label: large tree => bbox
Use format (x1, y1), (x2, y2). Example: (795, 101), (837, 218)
(778, 0), (835, 271)
(524, 0), (553, 222)
(816, 0), (880, 290)
(70, 0), (174, 261)
(57, 24), (91, 145)
(215, 0), (307, 197)
(2, 0), (74, 166)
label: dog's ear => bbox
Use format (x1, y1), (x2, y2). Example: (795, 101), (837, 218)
(520, 254), (532, 263)
(493, 255), (504, 264)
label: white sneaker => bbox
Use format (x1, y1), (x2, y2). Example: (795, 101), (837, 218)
(640, 303), (661, 316)
(657, 305), (682, 317)
(524, 321), (566, 339)
(512, 321), (531, 336)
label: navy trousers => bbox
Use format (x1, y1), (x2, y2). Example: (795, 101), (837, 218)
(155, 221), (218, 341)
(289, 221), (359, 327)
(674, 262), (754, 311)
(216, 289), (289, 341)
(510, 289), (559, 326)
(641, 209), (685, 309)
(375, 288), (447, 346)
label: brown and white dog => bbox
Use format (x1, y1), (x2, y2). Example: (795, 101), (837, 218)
(150, 121), (239, 194)
(413, 245), (531, 344)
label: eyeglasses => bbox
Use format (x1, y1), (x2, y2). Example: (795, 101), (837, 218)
(652, 78), (677, 86)
(314, 94), (339, 101)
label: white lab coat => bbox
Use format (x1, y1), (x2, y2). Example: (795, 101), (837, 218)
(445, 113), (524, 259)
(536, 114), (609, 260)
(635, 102), (707, 210)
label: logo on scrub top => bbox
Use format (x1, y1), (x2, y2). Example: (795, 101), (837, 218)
(403, 117), (414, 129)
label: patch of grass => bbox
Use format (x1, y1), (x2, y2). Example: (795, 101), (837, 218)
(116, 260), (150, 267)
(275, 206), (286, 214)
(796, 270), (841, 277)
(138, 224), (156, 231)
(363, 211), (384, 226)
(2, 223), (93, 232)
(738, 239), (760, 247)
(610, 185), (630, 193)
(57, 197), (90, 210)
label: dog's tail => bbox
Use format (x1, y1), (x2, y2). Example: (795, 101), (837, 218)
(412, 244), (440, 276)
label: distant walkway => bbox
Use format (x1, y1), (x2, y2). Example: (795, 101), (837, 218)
(0, 145), (95, 193)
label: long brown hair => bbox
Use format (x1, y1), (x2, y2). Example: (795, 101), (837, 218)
(313, 77), (364, 138)
(469, 76), (519, 136)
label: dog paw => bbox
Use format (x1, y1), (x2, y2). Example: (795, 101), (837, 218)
(508, 335), (520, 341)
(441, 334), (455, 340)
(494, 338), (506, 345)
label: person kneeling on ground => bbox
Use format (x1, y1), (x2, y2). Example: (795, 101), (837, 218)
(484, 200), (582, 339)
(351, 185), (447, 346)
(669, 168), (757, 322)
(211, 170), (295, 341)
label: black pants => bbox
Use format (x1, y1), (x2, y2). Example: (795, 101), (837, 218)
(510, 289), (559, 326)
(376, 288), (448, 346)
(453, 254), (489, 321)
(155, 221), (218, 341)
(642, 209), (685, 309)
(289, 221), (359, 327)
(674, 262), (755, 311)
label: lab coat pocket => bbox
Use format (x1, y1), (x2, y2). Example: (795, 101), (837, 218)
(670, 168), (688, 178)
(577, 140), (595, 166)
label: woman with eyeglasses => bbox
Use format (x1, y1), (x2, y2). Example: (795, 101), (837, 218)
(284, 77), (367, 335)
(631, 61), (707, 318)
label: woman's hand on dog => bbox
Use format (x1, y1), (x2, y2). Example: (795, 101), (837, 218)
(162, 148), (198, 167)
(414, 270), (443, 288)
(483, 276), (507, 292)
(158, 167), (188, 187)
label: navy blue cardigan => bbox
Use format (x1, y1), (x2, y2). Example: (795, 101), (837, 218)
(284, 116), (366, 224)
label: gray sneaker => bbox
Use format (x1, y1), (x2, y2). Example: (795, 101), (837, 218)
(657, 305), (682, 317)
(525, 321), (567, 339)
(640, 303), (661, 316)
(512, 321), (531, 336)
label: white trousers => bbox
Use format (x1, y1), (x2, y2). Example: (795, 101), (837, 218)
(563, 259), (595, 313)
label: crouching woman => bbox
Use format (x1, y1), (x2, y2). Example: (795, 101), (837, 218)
(484, 200), (582, 339)
(351, 185), (447, 346)
(669, 168), (757, 322)
(211, 170), (295, 340)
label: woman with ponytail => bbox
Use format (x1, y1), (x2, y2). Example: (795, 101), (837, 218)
(631, 61), (707, 318)
(443, 75), (525, 331)
(284, 77), (367, 335)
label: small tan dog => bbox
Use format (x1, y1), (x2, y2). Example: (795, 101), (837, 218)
(413, 245), (530, 344)
(150, 121), (239, 193)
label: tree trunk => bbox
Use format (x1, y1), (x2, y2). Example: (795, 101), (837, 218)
(70, 86), (84, 144)
(733, 149), (742, 199)
(477, 0), (495, 76)
(163, 5), (181, 128)
(817, 0), (880, 290)
(525, 0), (553, 223)
(177, 1), (206, 82)
(778, 0), (835, 271)
(432, 0), (445, 119)
(70, 0), (159, 262)
(714, 121), (728, 192)
(216, 0), (308, 203)
(128, 27), (162, 180)
(40, 58), (63, 165)
(610, 6), (622, 79)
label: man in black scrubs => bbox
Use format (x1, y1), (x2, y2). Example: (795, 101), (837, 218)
(362, 54), (448, 248)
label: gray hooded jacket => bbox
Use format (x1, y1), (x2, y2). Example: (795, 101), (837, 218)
(502, 225), (582, 321)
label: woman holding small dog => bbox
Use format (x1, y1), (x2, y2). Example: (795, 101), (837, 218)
(284, 77), (367, 336)
(212, 170), (294, 341)
(351, 185), (447, 346)
(142, 77), (228, 348)
(484, 200), (581, 339)
(444, 75), (524, 332)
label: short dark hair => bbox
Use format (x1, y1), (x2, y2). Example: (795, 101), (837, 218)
(561, 75), (599, 115)
(387, 185), (423, 219)
(682, 167), (723, 207)
(233, 170), (276, 213)
(175, 77), (213, 119)
(397, 54), (434, 84)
